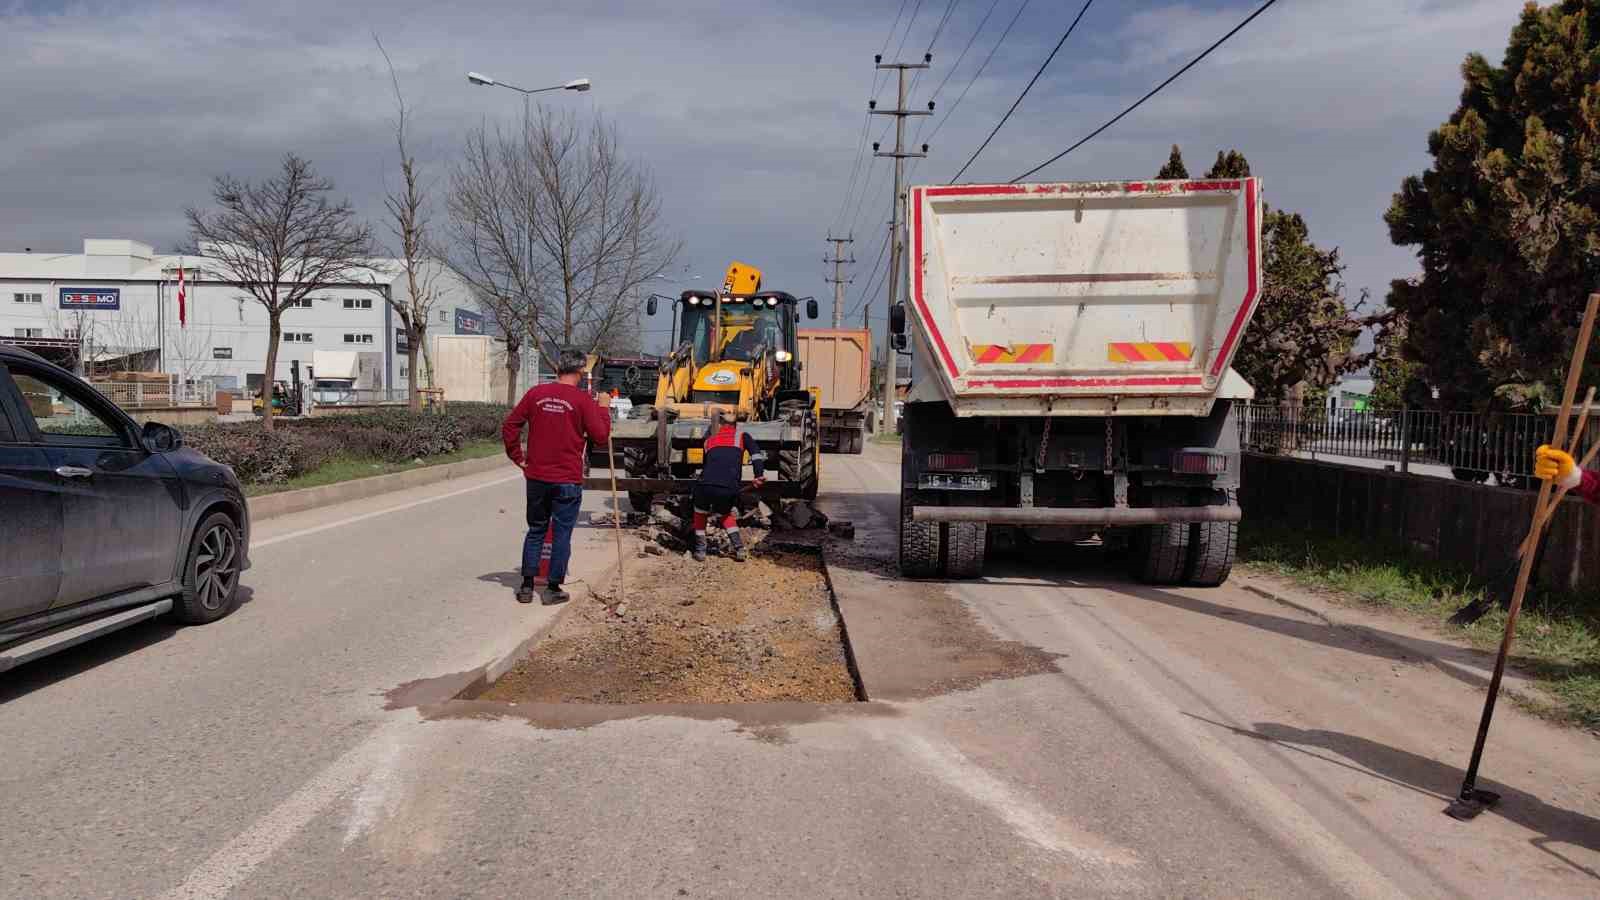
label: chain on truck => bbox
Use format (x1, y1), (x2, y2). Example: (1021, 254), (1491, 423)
(889, 178), (1264, 585)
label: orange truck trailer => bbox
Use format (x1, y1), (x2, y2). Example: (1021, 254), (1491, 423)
(797, 328), (871, 455)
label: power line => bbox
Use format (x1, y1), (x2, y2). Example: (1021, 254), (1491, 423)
(847, 228), (891, 322)
(892, 0), (927, 62)
(831, 0), (916, 234)
(1011, 0), (1282, 183)
(920, 0), (1032, 151)
(906, 0), (1011, 182)
(950, 0), (1094, 183)
(915, 0), (1002, 134)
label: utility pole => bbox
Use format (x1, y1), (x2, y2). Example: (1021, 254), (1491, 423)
(824, 234), (854, 328)
(871, 52), (932, 435)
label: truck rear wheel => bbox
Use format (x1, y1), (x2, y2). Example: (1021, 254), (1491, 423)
(1185, 490), (1238, 587)
(1132, 490), (1189, 585)
(899, 495), (942, 577)
(944, 522), (987, 579)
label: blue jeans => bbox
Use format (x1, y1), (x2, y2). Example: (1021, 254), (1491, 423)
(522, 480), (583, 585)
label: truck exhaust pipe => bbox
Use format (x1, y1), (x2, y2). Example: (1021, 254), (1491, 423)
(911, 506), (1241, 526)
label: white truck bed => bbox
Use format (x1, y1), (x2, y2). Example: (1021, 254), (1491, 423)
(907, 178), (1261, 417)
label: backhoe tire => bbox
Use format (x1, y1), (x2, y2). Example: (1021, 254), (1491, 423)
(1185, 490), (1238, 587)
(622, 445), (657, 515)
(944, 522), (987, 579)
(1132, 490), (1189, 585)
(777, 402), (820, 502)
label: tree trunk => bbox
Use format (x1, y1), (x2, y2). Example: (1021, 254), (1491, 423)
(506, 340), (521, 406)
(407, 337), (421, 411)
(262, 313), (281, 432)
(418, 323), (434, 389)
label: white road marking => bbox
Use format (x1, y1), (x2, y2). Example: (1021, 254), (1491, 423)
(252, 474), (523, 550)
(891, 730), (1143, 870)
(343, 729), (408, 846)
(160, 722), (412, 900)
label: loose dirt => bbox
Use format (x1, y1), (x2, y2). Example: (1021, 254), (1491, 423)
(478, 540), (860, 705)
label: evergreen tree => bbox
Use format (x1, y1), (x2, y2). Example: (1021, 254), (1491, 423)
(1156, 144), (1190, 179)
(1386, 1), (1600, 411)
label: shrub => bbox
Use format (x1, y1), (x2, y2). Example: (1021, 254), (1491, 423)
(184, 424), (317, 484)
(183, 405), (507, 485)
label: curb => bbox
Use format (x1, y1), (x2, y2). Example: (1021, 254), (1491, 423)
(248, 454), (509, 521)
(1239, 579), (1546, 703)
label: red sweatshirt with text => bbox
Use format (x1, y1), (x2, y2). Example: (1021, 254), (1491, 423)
(501, 383), (611, 484)
(1578, 469), (1600, 504)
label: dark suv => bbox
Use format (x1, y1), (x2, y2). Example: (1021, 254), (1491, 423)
(0, 346), (250, 672)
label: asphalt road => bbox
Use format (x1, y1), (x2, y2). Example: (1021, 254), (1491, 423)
(3, 446), (1598, 898)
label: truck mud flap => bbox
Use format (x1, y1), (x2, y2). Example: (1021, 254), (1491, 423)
(911, 506), (1242, 526)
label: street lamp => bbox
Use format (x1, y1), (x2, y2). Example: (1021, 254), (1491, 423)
(467, 72), (592, 95)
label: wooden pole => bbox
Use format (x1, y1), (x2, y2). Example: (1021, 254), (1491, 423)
(1450, 291), (1600, 820)
(605, 433), (628, 606)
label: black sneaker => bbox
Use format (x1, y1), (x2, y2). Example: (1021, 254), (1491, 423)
(542, 584), (571, 605)
(515, 579), (535, 604)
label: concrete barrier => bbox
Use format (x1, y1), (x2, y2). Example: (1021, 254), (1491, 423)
(1241, 453), (1600, 593)
(248, 454), (511, 521)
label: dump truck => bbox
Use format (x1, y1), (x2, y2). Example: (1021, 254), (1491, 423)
(890, 178), (1263, 585)
(797, 328), (871, 455)
(597, 262), (822, 511)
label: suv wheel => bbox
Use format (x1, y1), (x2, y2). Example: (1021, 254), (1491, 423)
(174, 512), (243, 624)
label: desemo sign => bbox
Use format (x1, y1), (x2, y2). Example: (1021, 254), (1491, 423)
(59, 287), (120, 310)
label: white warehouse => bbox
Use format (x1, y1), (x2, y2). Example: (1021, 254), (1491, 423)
(0, 238), (492, 397)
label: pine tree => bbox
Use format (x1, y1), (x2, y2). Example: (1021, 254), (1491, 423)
(1386, 1), (1600, 411)
(1156, 144), (1189, 179)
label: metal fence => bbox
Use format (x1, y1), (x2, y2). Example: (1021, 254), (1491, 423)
(1238, 404), (1600, 487)
(92, 375), (220, 409)
(310, 387), (409, 406)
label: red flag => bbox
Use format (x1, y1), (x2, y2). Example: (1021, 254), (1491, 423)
(177, 261), (187, 328)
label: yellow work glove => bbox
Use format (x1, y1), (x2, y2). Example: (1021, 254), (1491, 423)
(1535, 445), (1582, 489)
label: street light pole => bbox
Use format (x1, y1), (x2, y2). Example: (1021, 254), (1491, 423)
(467, 72), (592, 95)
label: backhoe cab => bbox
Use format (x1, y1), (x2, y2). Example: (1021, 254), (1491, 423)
(604, 262), (822, 512)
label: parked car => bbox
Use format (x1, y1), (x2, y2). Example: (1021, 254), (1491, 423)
(0, 346), (250, 673)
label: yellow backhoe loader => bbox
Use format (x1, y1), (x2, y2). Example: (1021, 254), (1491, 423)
(594, 262), (822, 511)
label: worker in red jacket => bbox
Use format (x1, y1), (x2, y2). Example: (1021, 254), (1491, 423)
(1535, 444), (1600, 500)
(692, 407), (765, 562)
(502, 349), (612, 605)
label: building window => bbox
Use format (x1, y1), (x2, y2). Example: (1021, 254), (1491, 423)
(284, 297), (314, 309)
(400, 365), (409, 378)
(14, 328), (44, 338)
(13, 292), (42, 304)
(63, 328), (79, 341)
(343, 297), (373, 310)
(284, 332), (313, 344)
(343, 333), (373, 345)
(439, 309), (449, 323)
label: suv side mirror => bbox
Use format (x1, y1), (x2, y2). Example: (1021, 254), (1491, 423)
(889, 303), (906, 335)
(142, 421), (182, 453)
(647, 295), (658, 317)
(806, 298), (819, 320)
(891, 333), (908, 351)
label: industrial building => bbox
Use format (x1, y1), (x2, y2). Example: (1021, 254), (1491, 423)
(0, 238), (501, 400)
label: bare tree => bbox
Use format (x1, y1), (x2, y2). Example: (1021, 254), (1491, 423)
(186, 154), (375, 430)
(445, 105), (678, 402)
(374, 34), (445, 410)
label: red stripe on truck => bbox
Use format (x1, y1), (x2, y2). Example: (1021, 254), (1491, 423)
(1208, 178), (1260, 378)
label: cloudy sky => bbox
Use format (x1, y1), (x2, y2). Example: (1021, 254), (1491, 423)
(2, 0), (1522, 352)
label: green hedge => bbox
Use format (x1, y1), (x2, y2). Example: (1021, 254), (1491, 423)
(183, 403), (509, 485)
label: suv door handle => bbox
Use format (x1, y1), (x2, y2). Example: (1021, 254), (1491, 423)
(55, 466), (94, 479)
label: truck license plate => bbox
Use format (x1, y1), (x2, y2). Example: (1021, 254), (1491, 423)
(920, 473), (991, 491)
